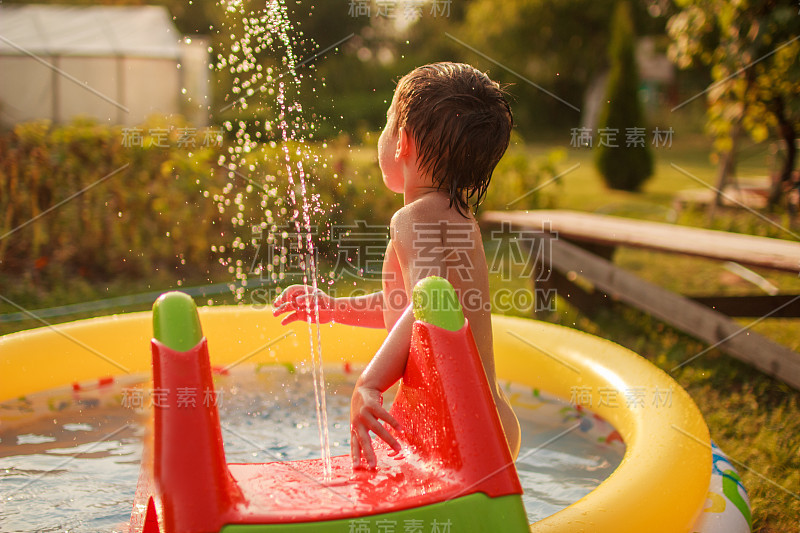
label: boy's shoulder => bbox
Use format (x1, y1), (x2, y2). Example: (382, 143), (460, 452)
(389, 194), (477, 247)
(391, 194), (467, 225)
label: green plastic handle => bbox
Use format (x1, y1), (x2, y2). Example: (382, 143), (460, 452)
(412, 277), (465, 332)
(152, 291), (203, 351)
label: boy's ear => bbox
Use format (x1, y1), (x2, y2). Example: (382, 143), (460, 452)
(395, 127), (412, 161)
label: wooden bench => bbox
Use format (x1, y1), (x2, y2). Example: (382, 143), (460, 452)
(481, 209), (800, 389)
(484, 210), (800, 272)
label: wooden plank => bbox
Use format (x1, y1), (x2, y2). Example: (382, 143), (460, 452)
(536, 257), (800, 319)
(482, 210), (800, 273)
(674, 186), (769, 210)
(534, 267), (609, 319)
(534, 235), (800, 390)
(690, 294), (800, 318)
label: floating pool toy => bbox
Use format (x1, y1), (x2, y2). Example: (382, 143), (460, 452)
(0, 279), (751, 532)
(691, 442), (752, 532)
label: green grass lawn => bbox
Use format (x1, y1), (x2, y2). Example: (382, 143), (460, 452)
(2, 135), (798, 531)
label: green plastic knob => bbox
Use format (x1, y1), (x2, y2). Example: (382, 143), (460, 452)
(152, 291), (203, 351)
(412, 277), (465, 331)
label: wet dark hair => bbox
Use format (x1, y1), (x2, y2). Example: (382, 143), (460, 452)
(390, 62), (513, 216)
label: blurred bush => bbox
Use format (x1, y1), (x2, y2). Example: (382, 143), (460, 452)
(0, 117), (226, 283)
(482, 138), (565, 212)
(0, 118), (402, 287)
(0, 118), (559, 288)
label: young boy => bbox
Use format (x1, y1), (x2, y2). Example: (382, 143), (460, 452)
(273, 62), (520, 469)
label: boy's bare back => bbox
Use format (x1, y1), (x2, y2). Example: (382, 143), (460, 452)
(383, 193), (521, 457)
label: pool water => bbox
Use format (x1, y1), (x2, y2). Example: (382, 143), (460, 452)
(0, 365), (624, 532)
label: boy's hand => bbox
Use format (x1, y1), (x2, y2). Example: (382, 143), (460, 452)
(350, 385), (402, 470)
(272, 285), (335, 325)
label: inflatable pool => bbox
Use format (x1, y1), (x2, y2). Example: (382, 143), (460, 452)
(0, 283), (751, 532)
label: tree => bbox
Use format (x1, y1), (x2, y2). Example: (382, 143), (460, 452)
(459, 0), (666, 136)
(594, 1), (653, 191)
(668, 1), (800, 213)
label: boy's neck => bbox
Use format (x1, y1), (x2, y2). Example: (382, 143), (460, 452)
(404, 185), (438, 205)
(402, 169), (442, 205)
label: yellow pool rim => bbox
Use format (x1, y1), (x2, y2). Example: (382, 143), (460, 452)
(0, 307), (711, 533)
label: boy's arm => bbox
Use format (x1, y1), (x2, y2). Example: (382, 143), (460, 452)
(351, 207), (449, 468)
(335, 291), (387, 328)
(350, 303), (413, 468)
(273, 287), (386, 328)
